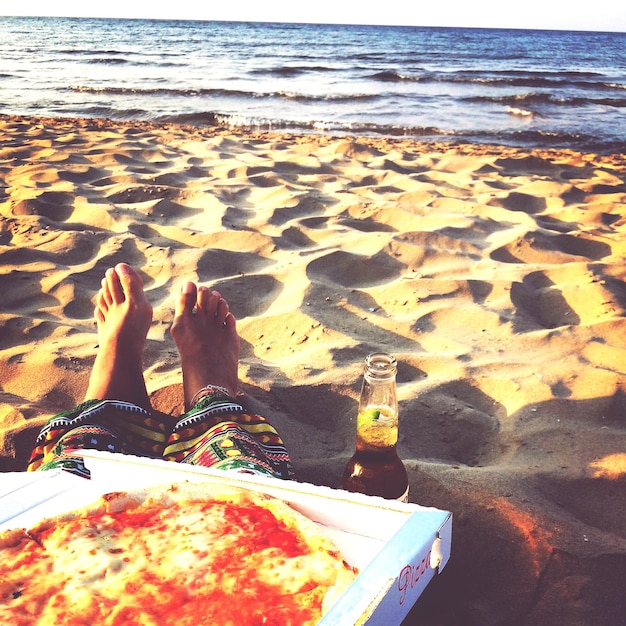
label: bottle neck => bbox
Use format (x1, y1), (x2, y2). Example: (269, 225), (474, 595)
(356, 352), (399, 450)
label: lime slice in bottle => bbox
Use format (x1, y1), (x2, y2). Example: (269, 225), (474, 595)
(360, 407), (381, 421)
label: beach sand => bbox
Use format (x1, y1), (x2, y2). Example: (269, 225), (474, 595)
(1, 113), (625, 625)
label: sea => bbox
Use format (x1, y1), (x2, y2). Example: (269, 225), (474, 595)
(0, 17), (625, 154)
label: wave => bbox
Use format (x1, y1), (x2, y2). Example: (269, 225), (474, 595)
(90, 78), (622, 110)
(157, 109), (446, 136)
(86, 57), (129, 65)
(39, 100), (624, 154)
(83, 105), (152, 120)
(506, 107), (536, 118)
(251, 65), (340, 77)
(369, 71), (407, 82)
(59, 48), (127, 55)
(68, 92), (624, 155)
(153, 110), (617, 151)
(58, 48), (184, 66)
(72, 85), (217, 96)
(69, 85), (378, 103)
(465, 92), (626, 108)
(368, 69), (625, 92)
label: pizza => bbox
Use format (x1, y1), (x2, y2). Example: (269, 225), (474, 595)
(0, 481), (358, 625)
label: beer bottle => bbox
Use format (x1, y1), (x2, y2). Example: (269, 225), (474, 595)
(342, 353), (409, 501)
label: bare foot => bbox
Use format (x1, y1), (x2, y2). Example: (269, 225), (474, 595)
(84, 263), (153, 409)
(170, 281), (240, 410)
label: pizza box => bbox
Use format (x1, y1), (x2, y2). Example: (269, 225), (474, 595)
(0, 450), (452, 625)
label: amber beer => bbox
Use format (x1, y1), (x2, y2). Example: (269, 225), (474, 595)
(342, 353), (409, 501)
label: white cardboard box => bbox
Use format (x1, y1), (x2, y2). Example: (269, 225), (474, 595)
(0, 450), (452, 625)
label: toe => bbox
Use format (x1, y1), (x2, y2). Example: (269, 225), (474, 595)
(94, 304), (105, 325)
(107, 267), (125, 303)
(197, 287), (221, 318)
(100, 277), (113, 307)
(216, 297), (231, 324)
(116, 263), (146, 302)
(175, 281), (197, 318)
(224, 311), (237, 331)
(96, 289), (108, 313)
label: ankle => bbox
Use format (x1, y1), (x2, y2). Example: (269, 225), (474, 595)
(189, 384), (235, 406)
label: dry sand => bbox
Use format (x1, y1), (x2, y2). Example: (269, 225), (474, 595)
(1, 114), (625, 625)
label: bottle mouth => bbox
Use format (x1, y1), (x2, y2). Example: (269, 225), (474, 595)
(365, 352), (397, 378)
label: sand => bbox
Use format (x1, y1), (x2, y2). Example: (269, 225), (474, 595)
(1, 113), (625, 625)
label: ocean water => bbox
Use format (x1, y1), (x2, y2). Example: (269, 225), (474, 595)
(0, 17), (625, 153)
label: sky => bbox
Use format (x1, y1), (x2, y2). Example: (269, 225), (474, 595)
(2, 0), (626, 33)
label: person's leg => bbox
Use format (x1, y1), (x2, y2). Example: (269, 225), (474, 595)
(165, 282), (293, 479)
(85, 263), (153, 408)
(28, 264), (168, 474)
(170, 281), (239, 409)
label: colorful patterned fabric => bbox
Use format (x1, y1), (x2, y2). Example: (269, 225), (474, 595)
(28, 393), (293, 480)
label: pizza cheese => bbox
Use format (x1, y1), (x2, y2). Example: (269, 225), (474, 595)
(0, 482), (357, 625)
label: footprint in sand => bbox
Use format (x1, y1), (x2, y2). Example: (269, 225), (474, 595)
(488, 191), (547, 214)
(513, 267), (625, 329)
(491, 231), (612, 264)
(207, 274), (282, 319)
(58, 166), (109, 185)
(268, 195), (333, 227)
(274, 226), (317, 249)
(510, 271), (580, 330)
(306, 250), (405, 288)
(91, 175), (139, 188)
(492, 155), (564, 177)
(196, 248), (275, 280)
(11, 191), (75, 222)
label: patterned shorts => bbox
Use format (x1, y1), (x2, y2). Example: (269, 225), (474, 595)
(28, 391), (293, 480)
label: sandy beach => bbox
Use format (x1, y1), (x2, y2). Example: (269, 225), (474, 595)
(1, 113), (625, 625)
